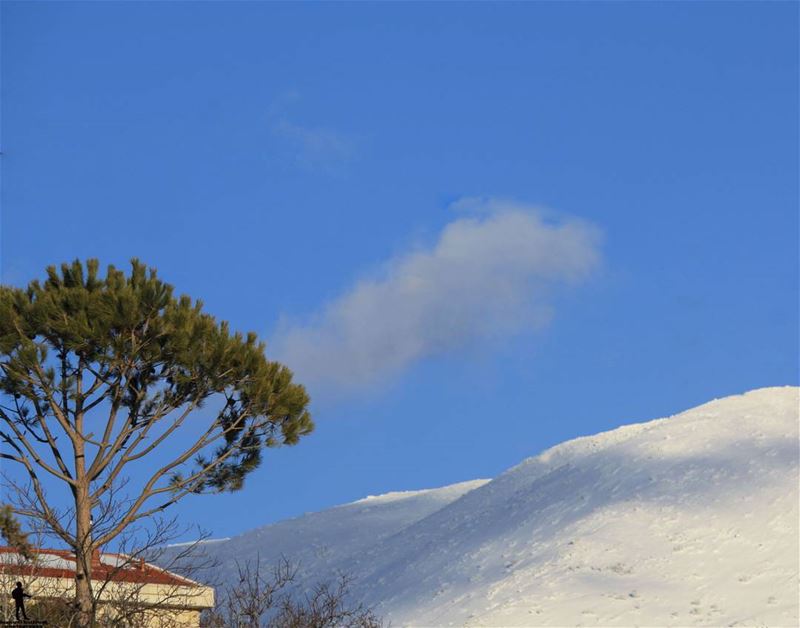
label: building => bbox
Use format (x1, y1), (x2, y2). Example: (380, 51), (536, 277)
(0, 546), (214, 627)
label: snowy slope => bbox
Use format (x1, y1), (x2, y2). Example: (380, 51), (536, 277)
(170, 387), (799, 627)
(167, 479), (488, 589)
(355, 387), (799, 627)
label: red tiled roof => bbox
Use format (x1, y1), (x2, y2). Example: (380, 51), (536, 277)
(0, 546), (201, 587)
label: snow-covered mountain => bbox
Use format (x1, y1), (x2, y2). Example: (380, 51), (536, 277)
(170, 387), (799, 627)
(171, 479), (488, 588)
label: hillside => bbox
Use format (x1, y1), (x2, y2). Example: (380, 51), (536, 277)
(165, 479), (488, 590)
(170, 387), (799, 626)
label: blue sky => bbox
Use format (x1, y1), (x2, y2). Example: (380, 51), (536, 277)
(1, 2), (798, 539)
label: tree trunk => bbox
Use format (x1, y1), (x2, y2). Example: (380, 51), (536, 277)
(74, 445), (95, 627)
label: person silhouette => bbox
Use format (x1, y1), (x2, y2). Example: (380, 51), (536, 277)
(11, 581), (31, 621)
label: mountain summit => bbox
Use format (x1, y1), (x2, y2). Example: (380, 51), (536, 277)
(173, 387), (799, 626)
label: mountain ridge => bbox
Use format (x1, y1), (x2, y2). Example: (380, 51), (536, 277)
(166, 387), (799, 626)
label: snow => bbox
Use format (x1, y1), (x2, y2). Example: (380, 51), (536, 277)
(0, 552), (75, 570)
(167, 387), (799, 626)
(164, 479), (488, 591)
(165, 538), (231, 548)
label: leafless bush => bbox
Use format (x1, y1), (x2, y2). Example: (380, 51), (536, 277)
(202, 557), (383, 628)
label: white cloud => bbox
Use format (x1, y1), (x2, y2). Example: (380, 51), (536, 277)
(267, 93), (355, 171)
(272, 118), (355, 170)
(271, 199), (601, 393)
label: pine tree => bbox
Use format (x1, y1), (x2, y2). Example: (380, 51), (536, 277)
(0, 504), (31, 558)
(0, 259), (313, 627)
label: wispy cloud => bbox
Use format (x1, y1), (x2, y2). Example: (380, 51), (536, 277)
(271, 198), (602, 393)
(268, 93), (356, 172)
(272, 118), (355, 171)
